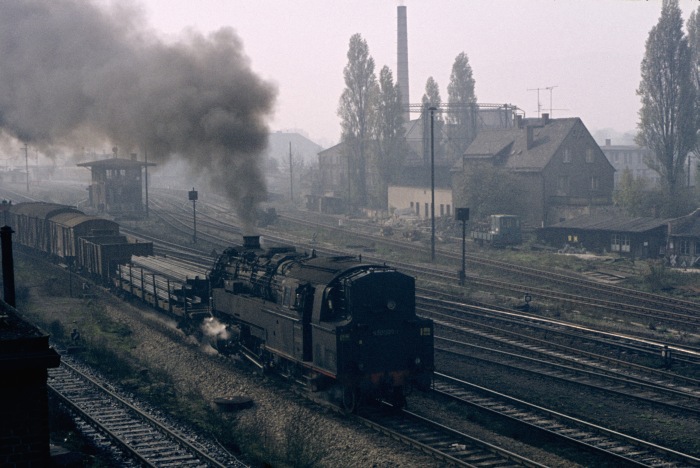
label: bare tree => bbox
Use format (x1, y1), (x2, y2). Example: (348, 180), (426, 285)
(637, 0), (696, 214)
(338, 33), (377, 210)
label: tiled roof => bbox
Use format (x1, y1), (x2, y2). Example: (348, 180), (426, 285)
(464, 118), (581, 170)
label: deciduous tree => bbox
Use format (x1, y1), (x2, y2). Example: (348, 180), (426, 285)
(637, 0), (696, 215)
(370, 66), (405, 208)
(446, 52), (477, 161)
(338, 33), (376, 210)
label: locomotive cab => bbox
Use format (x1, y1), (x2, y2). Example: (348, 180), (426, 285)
(312, 267), (433, 407)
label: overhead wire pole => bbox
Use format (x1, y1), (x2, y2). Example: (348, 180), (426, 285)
(22, 143), (29, 192)
(429, 106), (436, 262)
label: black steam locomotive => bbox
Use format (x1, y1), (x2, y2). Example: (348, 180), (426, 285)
(209, 236), (434, 411)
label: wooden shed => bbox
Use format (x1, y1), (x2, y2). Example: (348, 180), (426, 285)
(537, 214), (668, 259)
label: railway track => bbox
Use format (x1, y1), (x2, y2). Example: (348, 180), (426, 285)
(437, 335), (700, 416)
(48, 356), (246, 467)
(417, 294), (700, 371)
(355, 403), (546, 468)
(432, 373), (700, 467)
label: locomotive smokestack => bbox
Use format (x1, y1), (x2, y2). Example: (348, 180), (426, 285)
(397, 5), (410, 123)
(243, 235), (261, 250)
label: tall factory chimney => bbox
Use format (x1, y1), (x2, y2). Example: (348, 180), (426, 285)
(397, 5), (410, 123)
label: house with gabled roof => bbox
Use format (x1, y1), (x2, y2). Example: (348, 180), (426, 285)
(452, 114), (615, 228)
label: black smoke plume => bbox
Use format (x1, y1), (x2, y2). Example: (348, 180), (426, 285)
(0, 0), (276, 227)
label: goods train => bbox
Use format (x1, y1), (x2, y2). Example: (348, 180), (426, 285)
(3, 201), (434, 411)
(4, 202), (153, 280)
(208, 235), (434, 411)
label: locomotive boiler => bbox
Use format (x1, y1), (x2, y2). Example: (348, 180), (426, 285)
(209, 236), (434, 411)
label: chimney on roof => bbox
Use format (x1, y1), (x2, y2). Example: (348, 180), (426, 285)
(542, 113), (549, 125)
(605, 139), (611, 146)
(526, 126), (534, 150)
(130, 153), (137, 161)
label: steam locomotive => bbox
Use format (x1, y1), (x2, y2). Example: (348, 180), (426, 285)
(209, 235), (434, 412)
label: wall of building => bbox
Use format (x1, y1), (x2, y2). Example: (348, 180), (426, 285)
(388, 186), (453, 218)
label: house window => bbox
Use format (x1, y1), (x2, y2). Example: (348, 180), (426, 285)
(611, 234), (631, 253)
(415, 202), (420, 215)
(440, 204), (444, 216)
(424, 203), (429, 217)
(567, 234), (578, 243)
(679, 239), (690, 255)
(585, 148), (594, 163)
(590, 177), (599, 190)
(446, 205), (451, 216)
(557, 176), (569, 193)
(563, 148), (572, 163)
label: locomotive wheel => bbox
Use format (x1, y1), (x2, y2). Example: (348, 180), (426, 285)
(342, 386), (358, 414)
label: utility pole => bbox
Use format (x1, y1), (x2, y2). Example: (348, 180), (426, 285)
(289, 142), (294, 201)
(430, 107), (436, 262)
(22, 143), (29, 192)
(144, 149), (149, 218)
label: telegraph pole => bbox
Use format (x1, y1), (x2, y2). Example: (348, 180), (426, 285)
(144, 149), (149, 218)
(289, 142), (294, 201)
(22, 143), (29, 192)
(430, 106), (436, 262)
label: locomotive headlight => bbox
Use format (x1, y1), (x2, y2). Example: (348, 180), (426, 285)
(387, 299), (397, 311)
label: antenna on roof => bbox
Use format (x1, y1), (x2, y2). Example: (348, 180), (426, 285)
(527, 86), (560, 117)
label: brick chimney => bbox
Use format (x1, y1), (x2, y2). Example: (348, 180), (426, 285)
(526, 126), (534, 150)
(542, 113), (549, 125)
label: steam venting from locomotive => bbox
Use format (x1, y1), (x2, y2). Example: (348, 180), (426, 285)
(0, 0), (276, 227)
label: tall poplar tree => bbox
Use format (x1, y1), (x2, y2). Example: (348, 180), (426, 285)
(371, 65), (405, 208)
(338, 33), (376, 210)
(447, 52), (477, 160)
(687, 7), (700, 155)
(421, 77), (442, 165)
(637, 0), (696, 213)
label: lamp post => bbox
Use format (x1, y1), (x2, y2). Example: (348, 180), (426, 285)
(188, 188), (198, 243)
(456, 208), (469, 285)
(429, 106), (437, 262)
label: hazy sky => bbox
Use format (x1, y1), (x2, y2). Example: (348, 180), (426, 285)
(140, 0), (700, 147)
